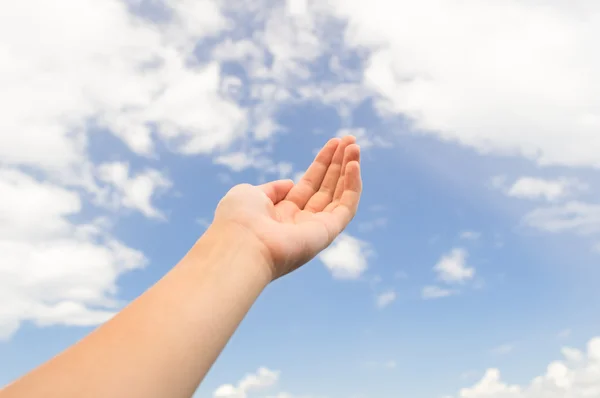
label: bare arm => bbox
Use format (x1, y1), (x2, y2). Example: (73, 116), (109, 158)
(1, 136), (361, 398)
(2, 224), (271, 398)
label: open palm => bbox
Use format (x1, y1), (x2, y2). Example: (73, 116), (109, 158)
(214, 136), (362, 279)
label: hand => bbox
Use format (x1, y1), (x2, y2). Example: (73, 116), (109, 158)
(212, 136), (362, 280)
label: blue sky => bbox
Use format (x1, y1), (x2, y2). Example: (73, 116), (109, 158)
(1, 1), (600, 397)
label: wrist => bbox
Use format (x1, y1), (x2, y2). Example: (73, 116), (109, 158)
(191, 221), (275, 285)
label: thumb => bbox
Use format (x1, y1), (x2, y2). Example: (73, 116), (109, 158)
(259, 179), (295, 204)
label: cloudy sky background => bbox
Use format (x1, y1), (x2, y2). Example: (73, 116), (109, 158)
(1, 0), (600, 397)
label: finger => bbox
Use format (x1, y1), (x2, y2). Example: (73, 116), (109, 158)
(284, 138), (340, 209)
(325, 144), (361, 212)
(259, 179), (295, 204)
(304, 136), (356, 212)
(332, 143), (361, 202)
(329, 160), (362, 234)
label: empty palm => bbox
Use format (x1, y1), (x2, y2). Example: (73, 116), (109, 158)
(214, 136), (362, 279)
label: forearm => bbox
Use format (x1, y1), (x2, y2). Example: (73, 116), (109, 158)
(1, 224), (272, 398)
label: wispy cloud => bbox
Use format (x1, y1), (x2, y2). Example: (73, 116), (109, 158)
(421, 285), (457, 300)
(375, 290), (397, 309)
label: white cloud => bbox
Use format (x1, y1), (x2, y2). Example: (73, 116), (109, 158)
(336, 127), (389, 149)
(211, 368), (318, 398)
(211, 0), (370, 148)
(213, 367), (280, 398)
(97, 162), (171, 219)
(298, 83), (369, 113)
(562, 347), (584, 363)
(455, 336), (600, 398)
(0, 0), (245, 177)
(237, 367), (279, 392)
(324, 0), (600, 169)
(214, 151), (293, 178)
(337, 127), (392, 149)
(421, 285), (457, 300)
(0, 169), (146, 340)
(165, 0), (229, 46)
(287, 0), (308, 16)
(210, 0), (330, 144)
(0, 0), (259, 341)
(337, 128), (372, 148)
(507, 177), (586, 201)
(319, 234), (370, 280)
(523, 202), (600, 235)
(213, 385), (244, 398)
(215, 152), (257, 172)
(434, 248), (475, 284)
(261, 4), (324, 84)
(375, 290), (396, 309)
(0, 169), (81, 241)
(458, 369), (521, 398)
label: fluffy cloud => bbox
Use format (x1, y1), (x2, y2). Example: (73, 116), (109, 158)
(506, 177), (587, 201)
(455, 337), (600, 398)
(0, 169), (146, 340)
(324, 0), (600, 168)
(213, 367), (279, 398)
(0, 0), (245, 177)
(210, 367), (318, 398)
(211, 0), (369, 142)
(421, 248), (475, 299)
(0, 0), (258, 341)
(319, 234), (371, 280)
(523, 202), (600, 235)
(210, 1), (325, 138)
(97, 162), (171, 219)
(434, 248), (475, 284)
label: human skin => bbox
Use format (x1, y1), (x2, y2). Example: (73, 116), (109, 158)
(0, 135), (362, 398)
